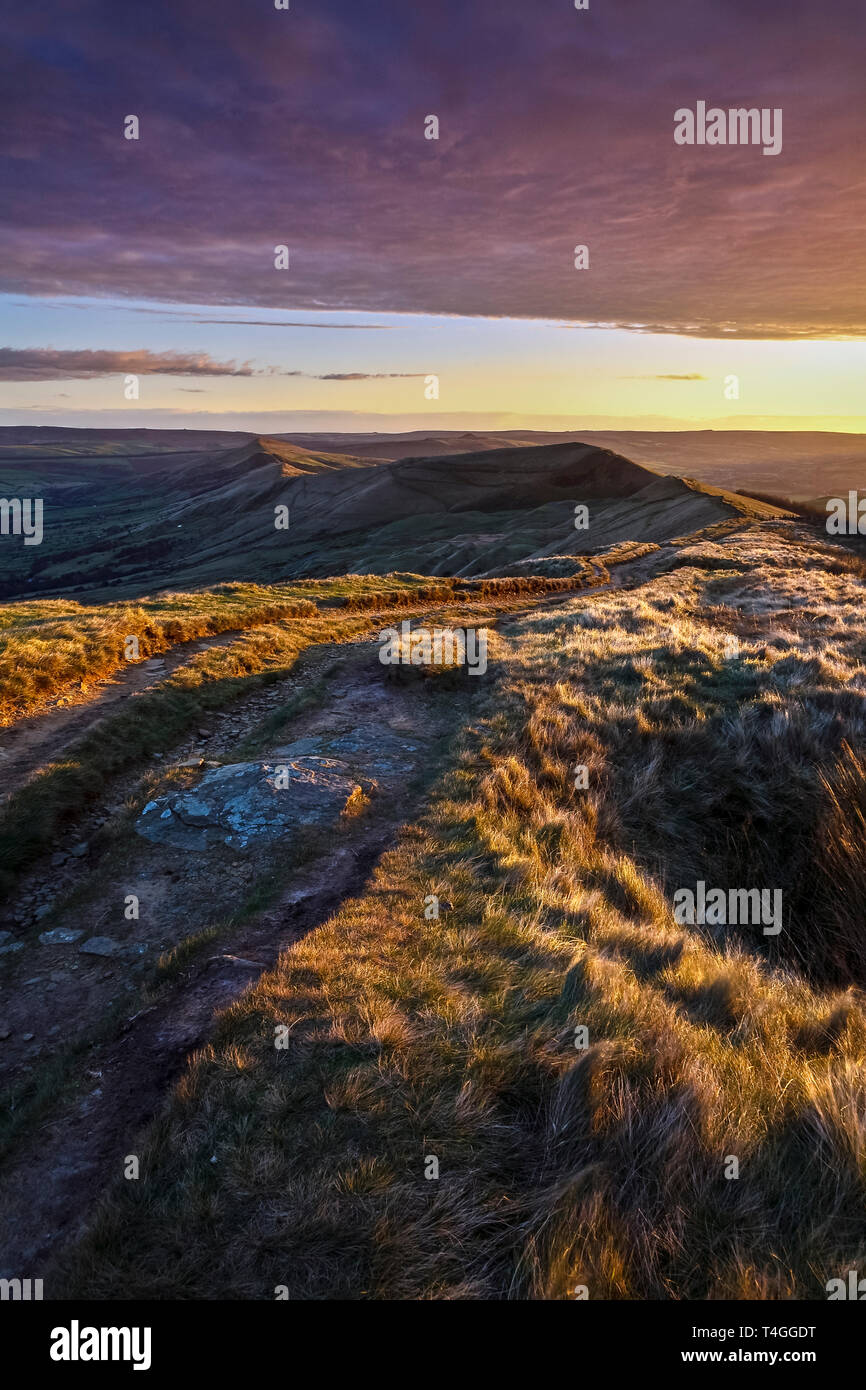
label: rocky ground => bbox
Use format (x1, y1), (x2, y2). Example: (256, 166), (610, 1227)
(0, 625), (480, 1272)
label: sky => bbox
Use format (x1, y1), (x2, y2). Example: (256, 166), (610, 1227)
(1, 0), (864, 432)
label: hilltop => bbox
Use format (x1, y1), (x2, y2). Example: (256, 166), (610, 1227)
(0, 431), (790, 599)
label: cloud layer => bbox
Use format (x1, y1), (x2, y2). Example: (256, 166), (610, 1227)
(0, 348), (264, 381)
(2, 0), (864, 338)
(0, 348), (424, 382)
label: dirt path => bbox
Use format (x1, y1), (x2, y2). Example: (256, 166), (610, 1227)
(0, 580), (629, 1279)
(0, 631), (481, 1278)
(0, 585), (603, 807)
(0, 630), (244, 804)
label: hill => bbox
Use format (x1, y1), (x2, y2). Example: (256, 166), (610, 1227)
(2, 516), (866, 1300)
(0, 432), (790, 599)
(280, 428), (866, 502)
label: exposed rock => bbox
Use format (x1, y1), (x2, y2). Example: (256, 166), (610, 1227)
(136, 757), (366, 851)
(80, 936), (121, 957)
(39, 928), (85, 946)
(272, 725), (420, 778)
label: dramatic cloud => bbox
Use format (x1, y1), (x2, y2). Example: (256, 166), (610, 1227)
(0, 348), (270, 381)
(120, 309), (391, 330)
(0, 348), (426, 383)
(1, 1), (864, 338)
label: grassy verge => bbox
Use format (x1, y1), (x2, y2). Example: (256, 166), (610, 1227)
(0, 574), (458, 725)
(0, 612), (371, 893)
(0, 568), (605, 726)
(0, 586), (316, 725)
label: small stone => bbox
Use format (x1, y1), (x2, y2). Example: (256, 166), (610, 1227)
(79, 936), (120, 957)
(50, 853), (68, 867)
(40, 928), (84, 946)
(0, 942), (24, 955)
(21, 1033), (34, 1041)
(0, 1026), (11, 1040)
(0, 931), (12, 947)
(69, 843), (89, 858)
(34, 904), (55, 920)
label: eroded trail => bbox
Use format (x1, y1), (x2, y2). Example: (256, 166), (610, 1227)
(0, 579), (635, 1279)
(0, 630), (244, 804)
(0, 629), (481, 1277)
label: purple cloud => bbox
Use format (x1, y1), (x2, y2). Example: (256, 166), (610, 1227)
(1, 1), (864, 338)
(0, 348), (270, 380)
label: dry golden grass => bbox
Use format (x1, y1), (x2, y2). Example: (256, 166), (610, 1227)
(49, 525), (866, 1299)
(0, 586), (321, 726)
(0, 610), (371, 889)
(0, 569), (603, 727)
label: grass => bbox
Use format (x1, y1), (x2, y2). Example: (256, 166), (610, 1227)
(154, 929), (222, 984)
(46, 524), (866, 1299)
(0, 569), (603, 726)
(0, 585), (316, 725)
(0, 611), (372, 893)
(0, 994), (132, 1166)
(0, 582), (572, 897)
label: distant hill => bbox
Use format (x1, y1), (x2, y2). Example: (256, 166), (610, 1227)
(0, 430), (792, 599)
(279, 428), (866, 500)
(0, 427), (255, 459)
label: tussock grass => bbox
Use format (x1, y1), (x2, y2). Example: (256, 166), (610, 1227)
(329, 566), (605, 612)
(50, 526), (866, 1299)
(0, 586), (317, 725)
(0, 569), (602, 726)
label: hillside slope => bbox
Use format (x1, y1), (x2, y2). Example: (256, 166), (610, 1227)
(1, 434), (791, 598)
(6, 520), (864, 1300)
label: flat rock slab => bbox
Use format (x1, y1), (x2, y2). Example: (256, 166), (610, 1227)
(272, 725), (423, 779)
(80, 936), (121, 957)
(136, 757), (364, 851)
